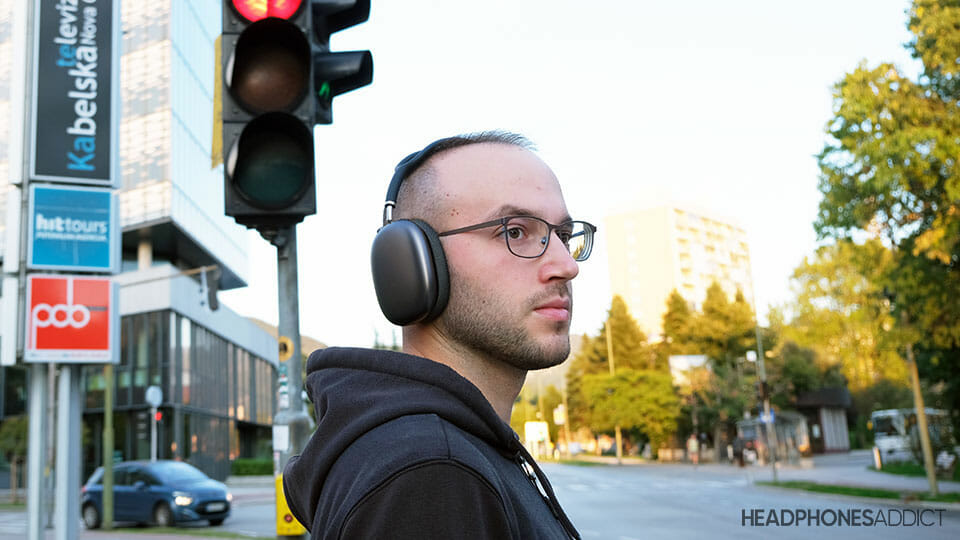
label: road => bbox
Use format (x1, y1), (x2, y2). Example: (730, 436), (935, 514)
(544, 461), (959, 540)
(1, 453), (958, 539)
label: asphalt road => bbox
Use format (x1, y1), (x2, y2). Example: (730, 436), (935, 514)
(544, 461), (960, 540)
(2, 455), (959, 539)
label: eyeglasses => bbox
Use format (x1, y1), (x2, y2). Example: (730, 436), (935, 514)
(438, 215), (597, 262)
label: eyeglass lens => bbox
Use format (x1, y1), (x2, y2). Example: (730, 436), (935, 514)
(504, 217), (592, 261)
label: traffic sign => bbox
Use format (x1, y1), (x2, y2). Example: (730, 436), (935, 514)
(24, 274), (118, 363)
(27, 184), (119, 272)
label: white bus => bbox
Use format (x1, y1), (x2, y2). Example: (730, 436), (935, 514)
(870, 408), (953, 465)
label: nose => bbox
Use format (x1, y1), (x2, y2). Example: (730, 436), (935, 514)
(538, 230), (579, 282)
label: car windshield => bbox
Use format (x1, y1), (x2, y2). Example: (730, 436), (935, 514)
(150, 462), (209, 484)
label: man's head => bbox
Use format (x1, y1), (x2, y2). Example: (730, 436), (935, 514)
(386, 131), (586, 371)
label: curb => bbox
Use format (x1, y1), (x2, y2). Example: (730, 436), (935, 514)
(754, 483), (960, 512)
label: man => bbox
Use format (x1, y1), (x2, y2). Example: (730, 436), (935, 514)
(283, 132), (591, 539)
(687, 433), (700, 466)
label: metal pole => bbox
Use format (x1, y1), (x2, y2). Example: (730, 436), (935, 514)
(26, 364), (47, 540)
(272, 226), (312, 539)
(754, 327), (778, 483)
(901, 312), (938, 495)
(54, 365), (81, 540)
(151, 405), (158, 462)
(604, 320), (622, 465)
(746, 247), (778, 482)
(102, 363), (114, 529)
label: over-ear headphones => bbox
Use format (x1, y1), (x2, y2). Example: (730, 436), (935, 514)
(370, 140), (451, 326)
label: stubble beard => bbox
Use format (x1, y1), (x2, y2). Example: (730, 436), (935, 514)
(438, 275), (573, 371)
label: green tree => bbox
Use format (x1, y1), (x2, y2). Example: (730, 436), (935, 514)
(580, 369), (679, 451)
(0, 416), (28, 503)
(781, 239), (909, 391)
(678, 283), (756, 371)
(566, 296), (656, 426)
(816, 0), (960, 348)
(566, 296), (677, 447)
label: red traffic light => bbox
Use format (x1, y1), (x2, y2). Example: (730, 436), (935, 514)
(155, 411), (163, 422)
(231, 0), (303, 22)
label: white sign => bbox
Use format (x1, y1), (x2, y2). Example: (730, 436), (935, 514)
(145, 385), (162, 407)
(272, 425), (290, 452)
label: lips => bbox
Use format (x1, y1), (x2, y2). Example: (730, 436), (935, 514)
(534, 298), (571, 321)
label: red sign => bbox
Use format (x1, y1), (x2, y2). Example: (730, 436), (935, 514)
(25, 275), (116, 363)
(231, 0), (302, 22)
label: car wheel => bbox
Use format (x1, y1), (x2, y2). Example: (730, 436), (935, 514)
(153, 503), (174, 527)
(82, 504), (101, 529)
(209, 518), (225, 526)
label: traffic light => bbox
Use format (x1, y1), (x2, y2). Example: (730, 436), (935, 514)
(221, 1), (372, 231)
(755, 380), (770, 401)
(154, 410), (163, 422)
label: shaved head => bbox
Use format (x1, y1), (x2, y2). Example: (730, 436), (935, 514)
(393, 131), (534, 227)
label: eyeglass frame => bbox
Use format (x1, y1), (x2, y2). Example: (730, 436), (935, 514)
(436, 215), (597, 261)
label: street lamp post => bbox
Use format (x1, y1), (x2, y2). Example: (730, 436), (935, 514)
(604, 320), (623, 465)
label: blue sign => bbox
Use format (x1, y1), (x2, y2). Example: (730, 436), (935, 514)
(760, 410), (776, 424)
(28, 184), (118, 272)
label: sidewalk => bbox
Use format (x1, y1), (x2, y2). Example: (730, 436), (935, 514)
(747, 451), (960, 494)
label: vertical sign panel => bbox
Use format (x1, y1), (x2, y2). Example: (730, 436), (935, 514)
(27, 184), (118, 272)
(24, 274), (118, 363)
(29, 0), (119, 186)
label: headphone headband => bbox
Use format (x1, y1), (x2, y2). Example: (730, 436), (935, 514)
(382, 139), (450, 226)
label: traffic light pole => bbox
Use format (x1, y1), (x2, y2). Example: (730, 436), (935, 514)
(270, 226), (312, 539)
(754, 325), (778, 483)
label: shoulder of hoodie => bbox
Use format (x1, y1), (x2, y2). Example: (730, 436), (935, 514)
(318, 413), (516, 530)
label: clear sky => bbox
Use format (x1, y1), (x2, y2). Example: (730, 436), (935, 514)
(219, 0), (922, 348)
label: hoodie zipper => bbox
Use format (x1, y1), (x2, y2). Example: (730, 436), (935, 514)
(514, 451), (580, 540)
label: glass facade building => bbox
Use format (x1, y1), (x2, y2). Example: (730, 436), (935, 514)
(0, 0), (279, 483)
(82, 310), (276, 481)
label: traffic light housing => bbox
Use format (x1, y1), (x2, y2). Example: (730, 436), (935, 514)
(221, 1), (372, 232)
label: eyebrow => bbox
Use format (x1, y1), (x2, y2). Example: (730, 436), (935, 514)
(484, 204), (573, 224)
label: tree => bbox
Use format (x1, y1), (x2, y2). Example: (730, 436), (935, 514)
(580, 369), (679, 452)
(567, 296), (656, 426)
(686, 282), (756, 369)
(782, 239), (909, 391)
(0, 416), (28, 503)
(815, 1), (960, 434)
(816, 0), (960, 349)
(566, 296), (677, 448)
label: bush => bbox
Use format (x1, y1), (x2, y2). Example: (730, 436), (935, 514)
(231, 458), (273, 476)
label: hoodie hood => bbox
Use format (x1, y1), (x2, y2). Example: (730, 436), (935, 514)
(282, 347), (523, 528)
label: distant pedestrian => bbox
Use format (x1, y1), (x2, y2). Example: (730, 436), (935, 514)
(687, 434), (700, 465)
(733, 436), (745, 467)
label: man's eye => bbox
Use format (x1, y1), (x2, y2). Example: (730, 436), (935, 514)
(505, 227), (527, 240)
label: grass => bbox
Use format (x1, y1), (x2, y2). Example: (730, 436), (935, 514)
(757, 480), (960, 504)
(868, 460), (960, 482)
(554, 459), (608, 467)
(0, 502), (26, 510)
(105, 526), (272, 539)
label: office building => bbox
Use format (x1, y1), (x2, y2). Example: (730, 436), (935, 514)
(606, 206), (754, 341)
(0, 0), (278, 482)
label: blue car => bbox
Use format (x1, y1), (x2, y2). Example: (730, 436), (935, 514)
(81, 460), (232, 529)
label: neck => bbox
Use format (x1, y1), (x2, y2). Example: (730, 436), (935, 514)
(403, 327), (525, 423)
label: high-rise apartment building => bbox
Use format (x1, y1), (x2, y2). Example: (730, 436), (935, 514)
(0, 0), (279, 482)
(606, 206), (754, 341)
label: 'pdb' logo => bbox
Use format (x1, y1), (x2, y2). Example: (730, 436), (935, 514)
(25, 275), (114, 363)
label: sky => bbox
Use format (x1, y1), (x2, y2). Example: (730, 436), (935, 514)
(219, 0), (923, 348)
